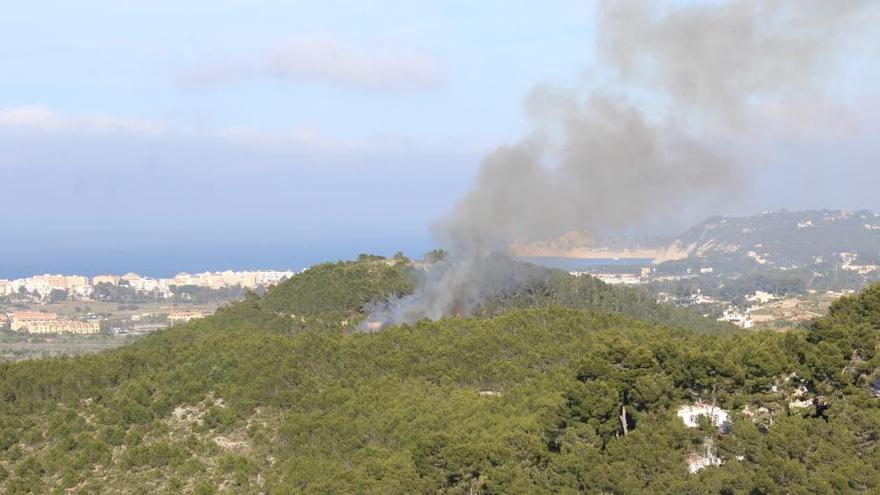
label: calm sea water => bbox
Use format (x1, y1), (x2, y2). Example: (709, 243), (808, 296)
(1, 241), (653, 280)
(518, 256), (654, 271)
(0, 238), (435, 279)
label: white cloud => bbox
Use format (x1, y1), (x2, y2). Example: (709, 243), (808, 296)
(215, 125), (399, 155)
(0, 105), (167, 134)
(0, 105), (405, 156)
(0, 106), (65, 129)
(184, 36), (442, 91)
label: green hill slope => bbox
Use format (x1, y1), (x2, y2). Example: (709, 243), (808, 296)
(257, 254), (732, 333)
(0, 257), (878, 493)
(260, 254), (413, 320)
(472, 267), (733, 333)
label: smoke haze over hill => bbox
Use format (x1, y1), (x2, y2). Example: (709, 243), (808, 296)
(366, 0), (879, 327)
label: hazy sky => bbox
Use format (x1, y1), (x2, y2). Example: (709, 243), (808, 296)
(1, 0), (879, 275)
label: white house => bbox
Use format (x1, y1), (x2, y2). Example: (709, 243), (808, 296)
(677, 403), (731, 433)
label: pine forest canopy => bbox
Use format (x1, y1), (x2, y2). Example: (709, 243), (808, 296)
(0, 254), (878, 493)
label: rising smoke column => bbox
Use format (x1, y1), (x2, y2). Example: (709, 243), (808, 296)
(364, 0), (876, 328)
(435, 90), (739, 252)
(598, 0), (874, 124)
(365, 91), (738, 328)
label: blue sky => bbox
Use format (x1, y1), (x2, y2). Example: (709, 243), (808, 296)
(1, 1), (878, 276)
(0, 1), (596, 142)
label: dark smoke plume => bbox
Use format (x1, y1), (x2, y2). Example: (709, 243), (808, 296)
(363, 0), (876, 329)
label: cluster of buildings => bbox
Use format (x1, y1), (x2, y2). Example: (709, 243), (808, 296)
(0, 274), (92, 298)
(570, 266), (655, 285)
(718, 307), (754, 329)
(0, 268), (293, 336)
(839, 252), (879, 275)
(0, 270), (295, 299)
(2, 308), (213, 336)
(715, 291), (783, 329)
(570, 266), (721, 287)
(4, 311), (100, 334)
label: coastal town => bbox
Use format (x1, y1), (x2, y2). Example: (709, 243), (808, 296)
(0, 269), (295, 300)
(0, 269), (295, 344)
(571, 266), (854, 330)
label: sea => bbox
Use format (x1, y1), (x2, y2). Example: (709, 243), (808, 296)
(1, 241), (653, 280)
(517, 256), (654, 271)
(0, 238), (435, 280)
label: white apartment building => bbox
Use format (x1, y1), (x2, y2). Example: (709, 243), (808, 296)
(4, 269), (296, 300)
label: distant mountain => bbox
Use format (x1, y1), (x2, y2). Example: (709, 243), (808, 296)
(658, 209), (880, 276)
(515, 210), (880, 279)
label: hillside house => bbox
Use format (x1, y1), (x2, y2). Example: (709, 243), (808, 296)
(677, 403), (731, 433)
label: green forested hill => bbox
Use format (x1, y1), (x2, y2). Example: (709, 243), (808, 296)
(0, 257), (878, 493)
(258, 254), (732, 333)
(260, 254), (413, 320)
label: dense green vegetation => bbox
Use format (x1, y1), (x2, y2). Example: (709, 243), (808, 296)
(260, 254), (413, 322)
(473, 267), (734, 333)
(0, 255), (878, 493)
(258, 254), (733, 333)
